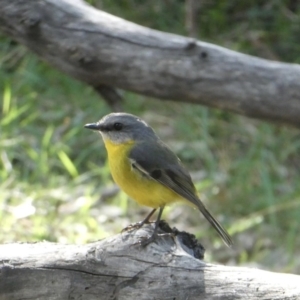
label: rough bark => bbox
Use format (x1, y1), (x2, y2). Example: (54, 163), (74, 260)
(1, 0), (300, 127)
(0, 224), (300, 300)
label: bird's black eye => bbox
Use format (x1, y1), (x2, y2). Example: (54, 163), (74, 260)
(113, 122), (123, 131)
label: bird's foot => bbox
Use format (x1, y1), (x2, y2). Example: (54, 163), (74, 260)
(122, 221), (155, 233)
(138, 232), (175, 247)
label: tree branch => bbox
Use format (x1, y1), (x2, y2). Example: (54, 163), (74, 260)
(0, 224), (299, 300)
(1, 0), (300, 127)
(93, 84), (124, 112)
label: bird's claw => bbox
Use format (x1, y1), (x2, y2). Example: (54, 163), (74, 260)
(122, 221), (155, 233)
(137, 234), (157, 247)
(122, 222), (144, 233)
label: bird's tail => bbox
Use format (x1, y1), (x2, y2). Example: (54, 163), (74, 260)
(196, 201), (233, 247)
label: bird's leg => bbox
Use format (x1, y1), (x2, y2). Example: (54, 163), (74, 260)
(139, 206), (165, 247)
(122, 208), (157, 232)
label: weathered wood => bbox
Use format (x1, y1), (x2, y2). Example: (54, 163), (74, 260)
(0, 224), (299, 300)
(1, 0), (300, 127)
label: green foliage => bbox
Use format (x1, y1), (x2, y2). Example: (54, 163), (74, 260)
(1, 0), (300, 272)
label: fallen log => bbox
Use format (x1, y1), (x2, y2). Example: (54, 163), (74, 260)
(0, 223), (299, 300)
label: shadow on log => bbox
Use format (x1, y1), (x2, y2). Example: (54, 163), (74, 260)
(1, 223), (299, 300)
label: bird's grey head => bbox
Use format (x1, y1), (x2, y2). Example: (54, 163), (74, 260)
(84, 112), (157, 144)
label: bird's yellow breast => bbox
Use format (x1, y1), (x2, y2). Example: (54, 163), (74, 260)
(103, 138), (180, 208)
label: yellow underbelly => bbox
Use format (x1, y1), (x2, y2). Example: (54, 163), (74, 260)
(104, 139), (181, 208)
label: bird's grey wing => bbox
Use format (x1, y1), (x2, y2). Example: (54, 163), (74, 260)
(129, 141), (233, 247)
(129, 141), (198, 203)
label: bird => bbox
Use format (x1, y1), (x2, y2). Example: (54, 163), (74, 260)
(84, 112), (233, 247)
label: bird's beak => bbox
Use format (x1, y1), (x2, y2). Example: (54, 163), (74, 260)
(84, 122), (103, 131)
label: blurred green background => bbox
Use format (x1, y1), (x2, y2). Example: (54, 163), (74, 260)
(1, 0), (300, 273)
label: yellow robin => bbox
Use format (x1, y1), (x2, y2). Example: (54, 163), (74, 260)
(85, 112), (233, 247)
